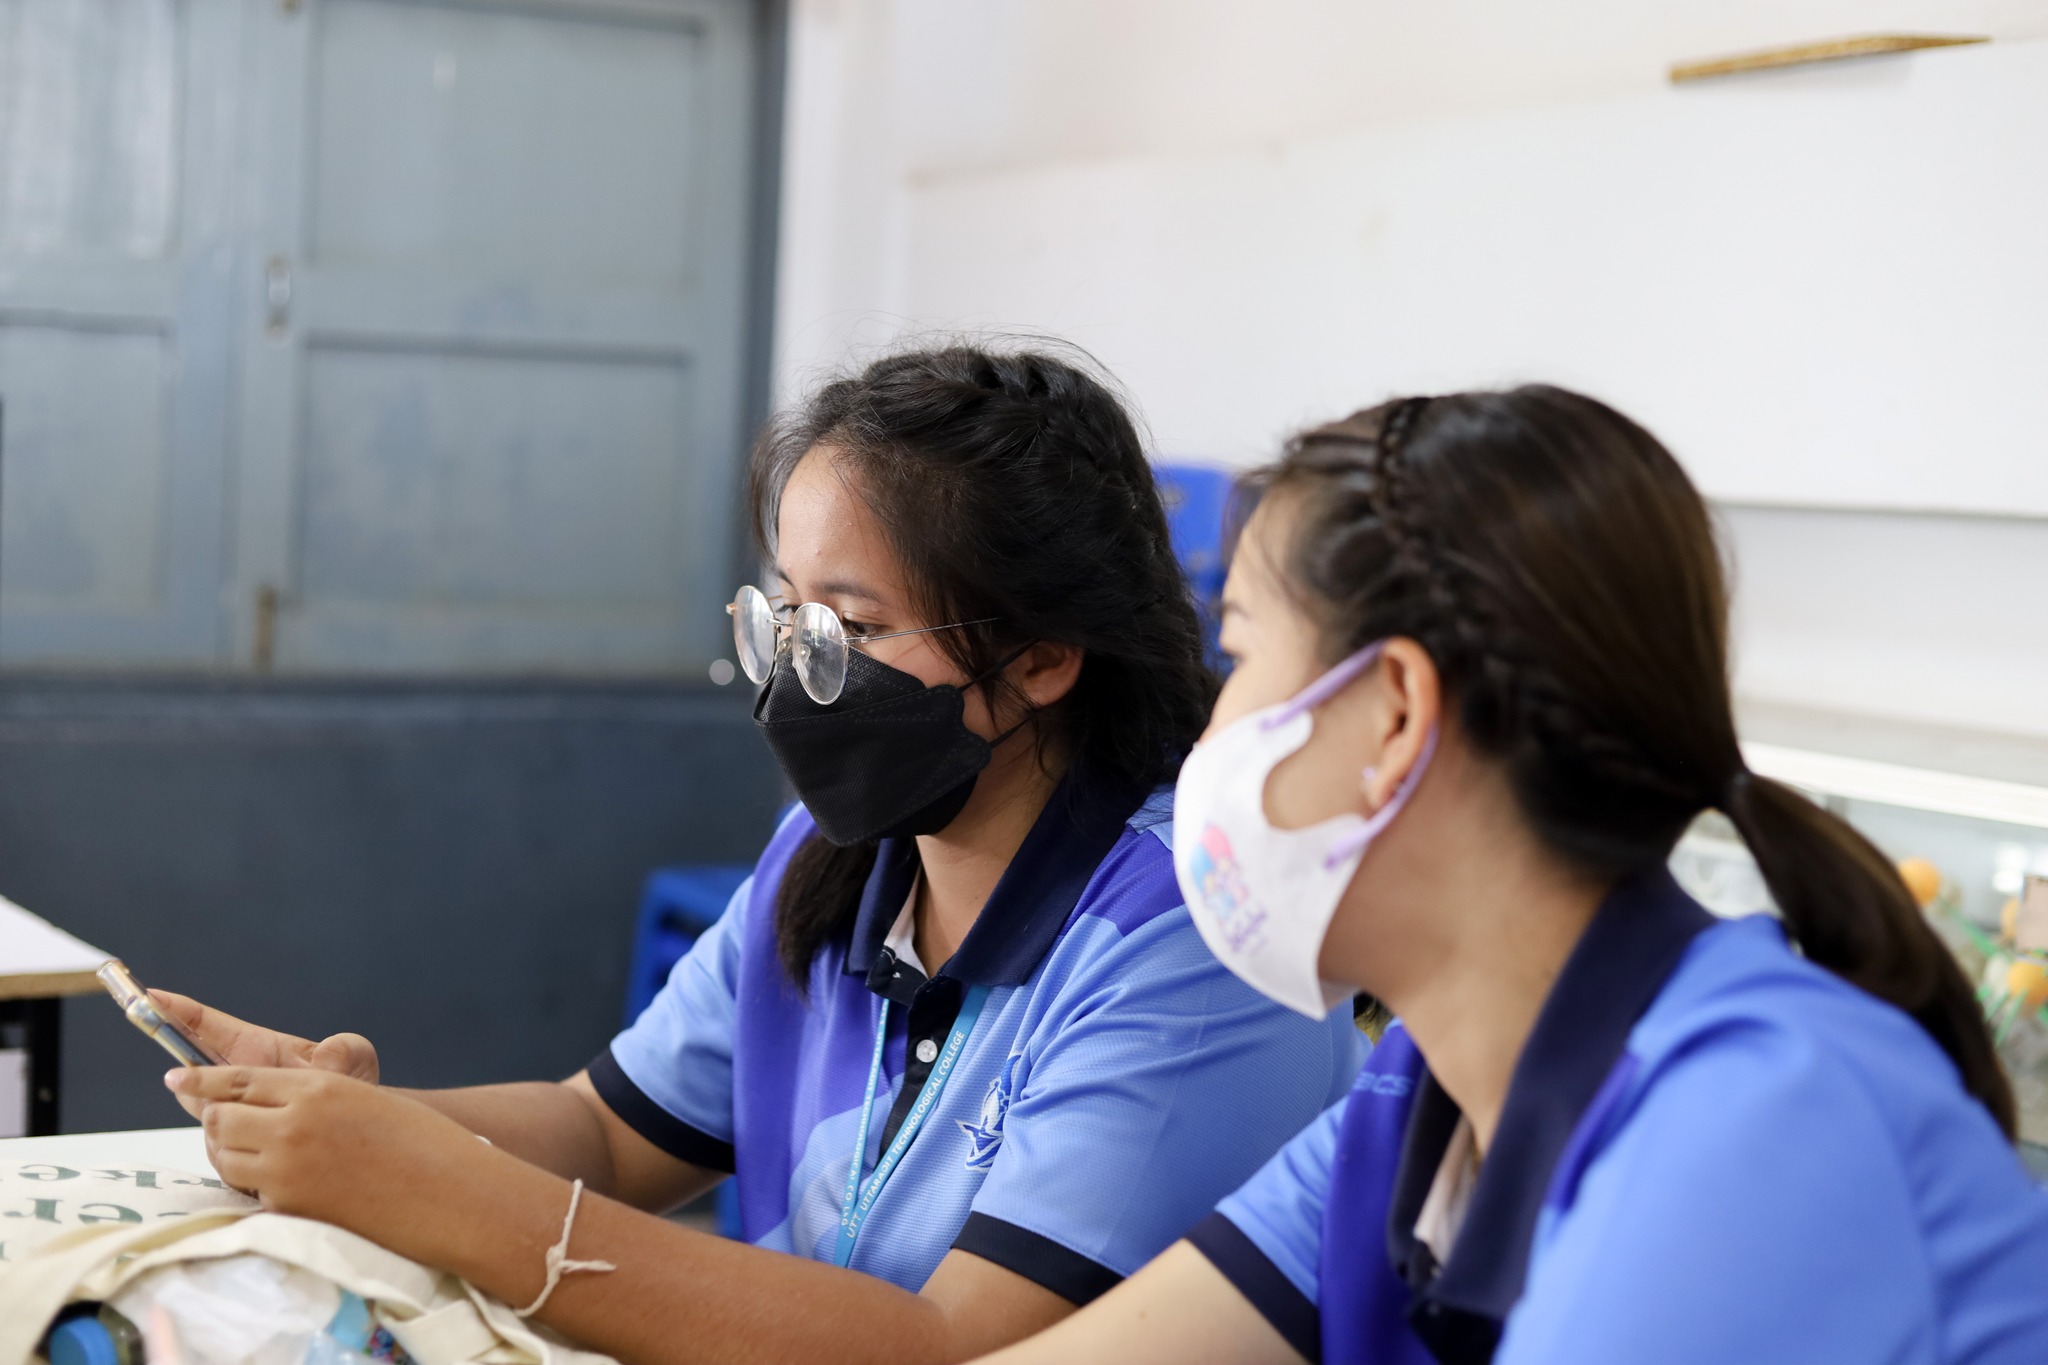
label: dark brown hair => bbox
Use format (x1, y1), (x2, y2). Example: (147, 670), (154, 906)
(1245, 385), (2014, 1136)
(748, 344), (1216, 986)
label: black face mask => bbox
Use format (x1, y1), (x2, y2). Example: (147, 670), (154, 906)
(753, 647), (1005, 847)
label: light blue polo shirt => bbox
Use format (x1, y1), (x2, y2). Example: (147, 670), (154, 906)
(592, 774), (1363, 1300)
(1196, 869), (2048, 1364)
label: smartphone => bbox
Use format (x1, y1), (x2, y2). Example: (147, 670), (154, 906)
(97, 960), (224, 1068)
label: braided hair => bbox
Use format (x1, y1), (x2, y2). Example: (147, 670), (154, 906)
(1243, 385), (2015, 1136)
(748, 343), (1217, 986)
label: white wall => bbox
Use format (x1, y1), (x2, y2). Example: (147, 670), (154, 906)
(772, 1), (2048, 742)
(1721, 506), (2048, 743)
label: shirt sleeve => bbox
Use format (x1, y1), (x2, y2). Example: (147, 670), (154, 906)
(1187, 1095), (1346, 1361)
(1497, 1021), (1936, 1365)
(1206, 1095), (1344, 1303)
(587, 875), (752, 1172)
(954, 910), (1364, 1304)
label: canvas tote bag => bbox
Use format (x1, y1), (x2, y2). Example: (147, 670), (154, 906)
(0, 1162), (617, 1365)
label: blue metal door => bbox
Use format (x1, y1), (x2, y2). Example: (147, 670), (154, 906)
(0, 0), (765, 674)
(232, 0), (759, 672)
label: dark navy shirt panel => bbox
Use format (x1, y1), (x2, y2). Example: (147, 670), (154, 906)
(1189, 1211), (1322, 1361)
(587, 1045), (736, 1172)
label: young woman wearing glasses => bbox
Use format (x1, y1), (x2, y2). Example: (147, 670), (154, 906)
(155, 345), (1364, 1365)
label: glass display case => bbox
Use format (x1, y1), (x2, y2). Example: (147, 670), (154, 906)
(1671, 703), (2048, 1162)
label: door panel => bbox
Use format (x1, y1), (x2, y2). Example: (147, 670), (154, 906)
(296, 342), (699, 668)
(0, 0), (762, 673)
(0, 0), (236, 666)
(309, 0), (705, 289)
(0, 323), (172, 614)
(235, 0), (756, 673)
(0, 0), (179, 259)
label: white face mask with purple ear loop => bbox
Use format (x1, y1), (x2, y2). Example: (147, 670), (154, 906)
(1171, 640), (1438, 1019)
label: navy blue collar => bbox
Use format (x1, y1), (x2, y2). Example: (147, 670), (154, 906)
(1388, 867), (1714, 1363)
(844, 770), (1148, 989)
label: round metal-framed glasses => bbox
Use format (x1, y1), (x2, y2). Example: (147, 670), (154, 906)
(726, 584), (994, 705)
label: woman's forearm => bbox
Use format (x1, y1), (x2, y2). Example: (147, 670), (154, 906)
(971, 1243), (1303, 1365)
(394, 1081), (618, 1191)
(416, 1148), (977, 1365)
(398, 1073), (722, 1213)
(173, 1066), (1056, 1364)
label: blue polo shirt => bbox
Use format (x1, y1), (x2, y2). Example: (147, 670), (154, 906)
(1194, 869), (2048, 1364)
(591, 774), (1363, 1301)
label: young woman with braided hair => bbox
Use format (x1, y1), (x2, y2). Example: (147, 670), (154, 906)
(150, 345), (1364, 1365)
(975, 385), (2048, 1365)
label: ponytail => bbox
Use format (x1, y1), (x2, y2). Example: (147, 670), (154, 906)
(1723, 770), (2016, 1137)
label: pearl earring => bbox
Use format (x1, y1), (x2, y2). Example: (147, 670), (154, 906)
(1361, 765), (1378, 792)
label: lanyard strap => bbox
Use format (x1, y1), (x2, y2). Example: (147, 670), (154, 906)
(834, 983), (992, 1267)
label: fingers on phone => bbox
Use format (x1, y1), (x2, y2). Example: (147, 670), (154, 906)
(149, 991), (229, 1051)
(148, 988), (198, 1022)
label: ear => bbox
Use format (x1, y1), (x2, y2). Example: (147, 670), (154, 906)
(1363, 638), (1442, 810)
(1006, 640), (1085, 712)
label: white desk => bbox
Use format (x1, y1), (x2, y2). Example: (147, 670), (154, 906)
(0, 895), (112, 1136)
(0, 1125), (215, 1174)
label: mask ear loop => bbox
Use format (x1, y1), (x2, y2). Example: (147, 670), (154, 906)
(965, 642), (1039, 750)
(1247, 639), (1436, 870)
(1323, 725), (1438, 871)
(1261, 642), (1386, 730)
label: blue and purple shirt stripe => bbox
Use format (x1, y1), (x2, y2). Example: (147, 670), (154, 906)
(594, 775), (1364, 1301)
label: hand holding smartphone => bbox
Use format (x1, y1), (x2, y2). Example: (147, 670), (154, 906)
(97, 960), (224, 1068)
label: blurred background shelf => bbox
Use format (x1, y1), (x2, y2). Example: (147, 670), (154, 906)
(1675, 703), (2048, 1152)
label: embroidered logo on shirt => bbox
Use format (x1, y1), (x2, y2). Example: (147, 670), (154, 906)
(959, 1052), (1022, 1169)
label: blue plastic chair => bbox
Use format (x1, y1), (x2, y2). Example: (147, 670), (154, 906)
(623, 863), (751, 1236)
(623, 865), (750, 1026)
(1152, 462), (1234, 666)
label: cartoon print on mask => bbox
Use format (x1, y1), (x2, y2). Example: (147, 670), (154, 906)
(1187, 825), (1267, 952)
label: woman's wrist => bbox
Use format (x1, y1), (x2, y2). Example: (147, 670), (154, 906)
(408, 1130), (578, 1305)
